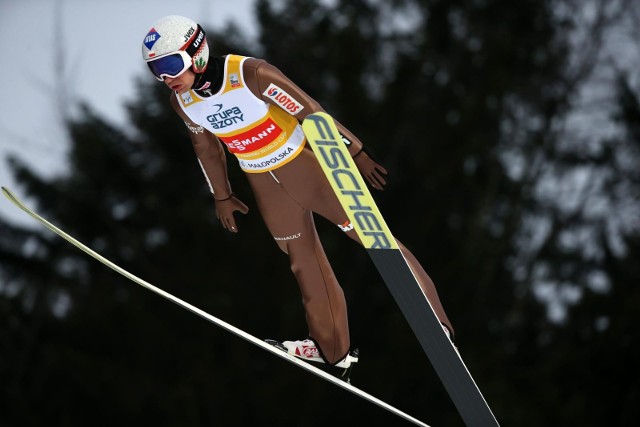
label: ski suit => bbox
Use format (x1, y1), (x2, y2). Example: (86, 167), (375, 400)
(171, 55), (453, 364)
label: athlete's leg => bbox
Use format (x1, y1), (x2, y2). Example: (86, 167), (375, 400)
(277, 151), (455, 337)
(394, 240), (454, 337)
(247, 172), (350, 364)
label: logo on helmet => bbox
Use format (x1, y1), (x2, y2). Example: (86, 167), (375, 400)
(193, 30), (205, 48)
(183, 27), (195, 42)
(144, 28), (161, 50)
(194, 56), (207, 73)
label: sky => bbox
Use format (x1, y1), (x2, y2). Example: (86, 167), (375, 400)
(0, 0), (257, 225)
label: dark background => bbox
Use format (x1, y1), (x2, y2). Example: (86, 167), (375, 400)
(1, 0), (638, 426)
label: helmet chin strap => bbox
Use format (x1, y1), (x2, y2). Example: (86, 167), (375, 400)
(192, 70), (208, 90)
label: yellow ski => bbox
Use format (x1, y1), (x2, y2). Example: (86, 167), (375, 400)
(303, 112), (499, 427)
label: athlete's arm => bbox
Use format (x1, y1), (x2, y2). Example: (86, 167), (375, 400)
(170, 94), (248, 232)
(243, 59), (388, 190)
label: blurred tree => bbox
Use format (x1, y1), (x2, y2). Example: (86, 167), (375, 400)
(522, 73), (640, 425)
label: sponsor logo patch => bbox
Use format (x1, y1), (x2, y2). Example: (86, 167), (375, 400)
(230, 73), (241, 88)
(193, 29), (204, 48)
(219, 118), (282, 153)
(194, 55), (207, 73)
(303, 113), (398, 250)
(181, 92), (194, 105)
(338, 221), (354, 232)
(183, 26), (195, 43)
(299, 345), (318, 358)
(263, 83), (304, 115)
(274, 233), (302, 241)
(206, 106), (244, 129)
(144, 28), (161, 50)
(184, 121), (204, 134)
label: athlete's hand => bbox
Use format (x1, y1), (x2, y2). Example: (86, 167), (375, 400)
(354, 151), (388, 191)
(214, 195), (249, 233)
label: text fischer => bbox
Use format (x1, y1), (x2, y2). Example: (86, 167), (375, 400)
(307, 115), (393, 249)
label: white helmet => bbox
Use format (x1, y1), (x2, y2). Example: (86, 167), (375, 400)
(142, 15), (209, 80)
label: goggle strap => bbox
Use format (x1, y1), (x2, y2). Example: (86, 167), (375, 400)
(184, 25), (206, 57)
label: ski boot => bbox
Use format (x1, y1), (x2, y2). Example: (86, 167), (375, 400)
(266, 338), (359, 383)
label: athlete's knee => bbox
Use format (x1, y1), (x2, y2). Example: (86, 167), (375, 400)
(284, 237), (314, 276)
(272, 231), (305, 254)
(275, 240), (289, 254)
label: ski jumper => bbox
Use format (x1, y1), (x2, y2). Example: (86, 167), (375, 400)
(173, 55), (453, 364)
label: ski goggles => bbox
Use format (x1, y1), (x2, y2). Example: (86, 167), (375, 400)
(146, 50), (192, 81)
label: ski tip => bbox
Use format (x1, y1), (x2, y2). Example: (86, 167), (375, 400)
(2, 186), (17, 201)
(1, 187), (25, 210)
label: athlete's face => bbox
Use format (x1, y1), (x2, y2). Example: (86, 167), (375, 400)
(163, 69), (195, 93)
